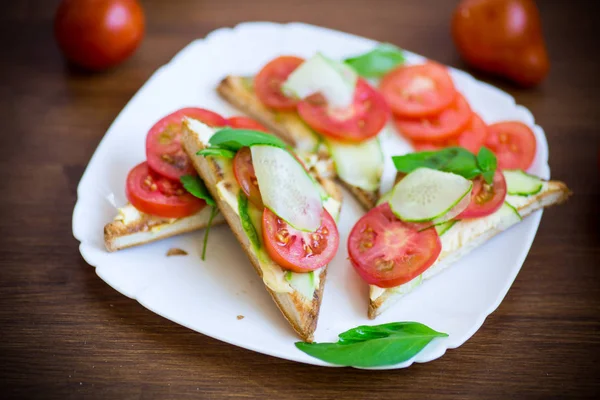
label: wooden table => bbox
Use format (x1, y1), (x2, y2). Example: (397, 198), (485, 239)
(1, 0), (598, 398)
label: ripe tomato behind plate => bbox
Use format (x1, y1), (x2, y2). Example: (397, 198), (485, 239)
(486, 121), (537, 170)
(233, 147), (264, 209)
(146, 108), (226, 180)
(394, 94), (472, 142)
(296, 79), (389, 142)
(413, 113), (488, 153)
(380, 62), (457, 118)
(458, 170), (507, 219)
(255, 56), (304, 111)
(262, 208), (339, 272)
(126, 162), (205, 218)
(348, 203), (441, 288)
(227, 116), (269, 132)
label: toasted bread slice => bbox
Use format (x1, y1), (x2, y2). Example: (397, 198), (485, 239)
(104, 204), (224, 252)
(368, 179), (571, 318)
(217, 75), (377, 209)
(181, 119), (343, 342)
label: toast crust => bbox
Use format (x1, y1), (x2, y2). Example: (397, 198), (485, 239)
(217, 75), (377, 209)
(367, 180), (572, 318)
(182, 122), (342, 341)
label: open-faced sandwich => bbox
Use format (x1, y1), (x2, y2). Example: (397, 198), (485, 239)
(344, 147), (570, 318)
(181, 120), (343, 341)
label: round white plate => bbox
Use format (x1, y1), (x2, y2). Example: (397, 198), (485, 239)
(72, 22), (550, 369)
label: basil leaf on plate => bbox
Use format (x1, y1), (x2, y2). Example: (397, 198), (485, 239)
(180, 175), (216, 206)
(295, 322), (448, 367)
(197, 147), (236, 159)
(208, 128), (287, 151)
(392, 147), (489, 180)
(476, 147), (497, 184)
(344, 43), (405, 78)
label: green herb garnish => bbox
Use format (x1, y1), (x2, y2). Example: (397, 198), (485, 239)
(207, 128), (287, 151)
(392, 147), (498, 184)
(196, 147), (236, 159)
(180, 175), (216, 206)
(238, 191), (261, 249)
(295, 322), (447, 367)
(344, 43), (405, 78)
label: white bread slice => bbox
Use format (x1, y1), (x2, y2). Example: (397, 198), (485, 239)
(104, 204), (224, 252)
(217, 75), (378, 209)
(368, 179), (571, 318)
(181, 119), (343, 342)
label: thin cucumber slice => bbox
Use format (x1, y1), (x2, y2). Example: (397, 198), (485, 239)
(285, 270), (320, 300)
(504, 169), (543, 196)
(251, 145), (323, 232)
(328, 137), (384, 191)
(376, 190), (392, 206)
(502, 201), (523, 222)
(282, 53), (357, 109)
(390, 168), (473, 222)
(434, 220), (457, 236)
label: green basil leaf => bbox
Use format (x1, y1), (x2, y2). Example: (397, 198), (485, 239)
(197, 147), (236, 159)
(476, 147), (497, 184)
(200, 206), (219, 261)
(392, 147), (482, 179)
(295, 322), (448, 367)
(180, 175), (216, 206)
(344, 43), (405, 78)
(208, 128), (287, 151)
(238, 191), (261, 249)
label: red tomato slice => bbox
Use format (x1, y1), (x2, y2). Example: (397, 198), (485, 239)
(380, 62), (457, 118)
(297, 79), (390, 142)
(262, 208), (339, 272)
(412, 113), (488, 153)
(394, 94), (472, 142)
(458, 170), (507, 219)
(126, 162), (205, 218)
(255, 56), (304, 111)
(348, 203), (441, 288)
(233, 147), (264, 209)
(485, 121), (537, 170)
(227, 116), (269, 132)
(146, 108), (227, 180)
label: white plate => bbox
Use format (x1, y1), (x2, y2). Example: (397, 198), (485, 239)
(73, 22), (550, 369)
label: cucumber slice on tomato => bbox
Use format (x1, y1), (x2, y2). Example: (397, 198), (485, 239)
(251, 145), (323, 232)
(434, 220), (456, 236)
(328, 137), (384, 191)
(389, 168), (472, 222)
(503, 169), (543, 196)
(282, 53), (357, 109)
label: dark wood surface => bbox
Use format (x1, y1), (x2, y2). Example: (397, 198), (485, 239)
(1, 0), (599, 398)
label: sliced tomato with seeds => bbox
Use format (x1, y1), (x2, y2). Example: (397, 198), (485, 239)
(485, 121), (537, 170)
(254, 56), (304, 111)
(227, 116), (269, 132)
(380, 62), (457, 118)
(146, 108), (227, 180)
(262, 208), (339, 273)
(297, 79), (390, 142)
(126, 162), (205, 218)
(412, 113), (488, 153)
(233, 147), (264, 209)
(348, 203), (441, 288)
(394, 94), (472, 142)
(458, 170), (507, 219)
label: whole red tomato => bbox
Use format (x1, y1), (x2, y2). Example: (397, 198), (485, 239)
(452, 0), (549, 87)
(54, 0), (145, 71)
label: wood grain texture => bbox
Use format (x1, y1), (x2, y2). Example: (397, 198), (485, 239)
(0, 0), (599, 399)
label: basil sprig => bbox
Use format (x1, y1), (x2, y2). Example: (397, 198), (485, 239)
(180, 175), (218, 260)
(295, 322), (447, 367)
(344, 43), (405, 78)
(392, 147), (498, 184)
(197, 128), (288, 158)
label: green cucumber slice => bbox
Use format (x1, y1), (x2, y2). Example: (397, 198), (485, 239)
(434, 220), (456, 236)
(376, 190), (392, 206)
(282, 53), (357, 109)
(328, 137), (384, 191)
(285, 269), (320, 299)
(504, 170), (543, 196)
(251, 145), (323, 232)
(390, 168), (473, 222)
